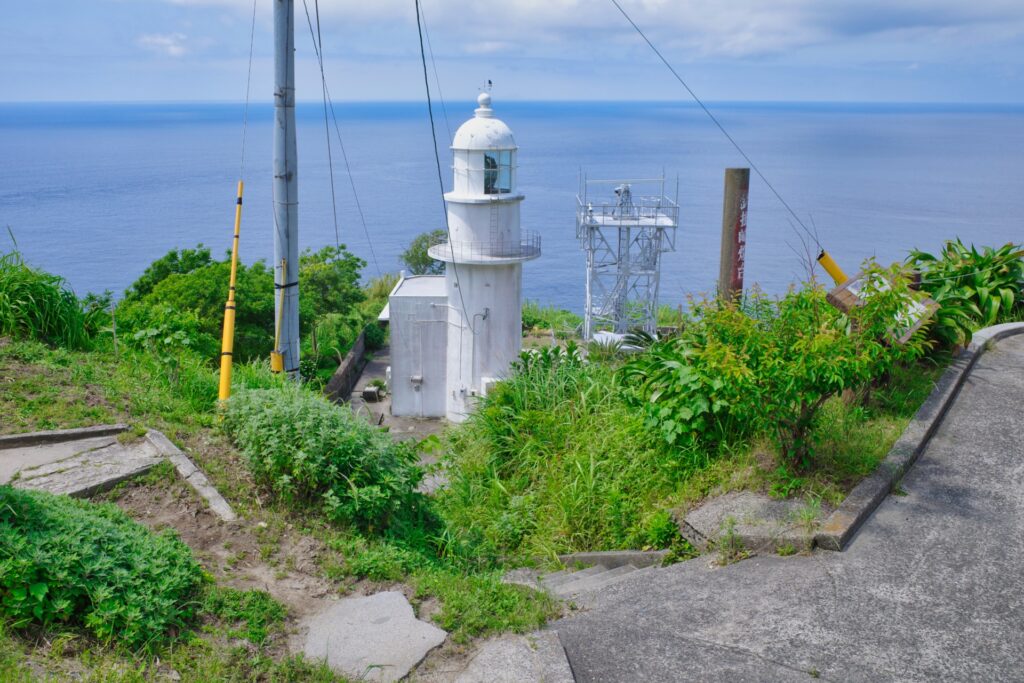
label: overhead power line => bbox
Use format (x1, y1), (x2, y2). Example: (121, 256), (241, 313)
(300, 0), (383, 276)
(608, 0), (822, 251)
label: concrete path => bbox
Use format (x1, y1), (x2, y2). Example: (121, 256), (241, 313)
(556, 333), (1024, 682)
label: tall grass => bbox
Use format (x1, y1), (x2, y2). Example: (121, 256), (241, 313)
(0, 251), (90, 349)
(521, 300), (582, 339)
(438, 346), (684, 560)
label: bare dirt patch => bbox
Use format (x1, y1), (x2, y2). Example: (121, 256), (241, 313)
(112, 479), (336, 622)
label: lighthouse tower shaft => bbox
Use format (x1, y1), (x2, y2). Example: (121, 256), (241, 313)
(428, 93), (540, 421)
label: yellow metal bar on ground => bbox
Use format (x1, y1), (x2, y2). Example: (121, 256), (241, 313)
(218, 181), (244, 402)
(817, 249), (849, 285)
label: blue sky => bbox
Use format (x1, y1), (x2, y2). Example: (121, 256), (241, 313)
(3, 0), (1023, 103)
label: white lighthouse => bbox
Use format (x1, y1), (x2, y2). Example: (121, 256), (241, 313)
(384, 93), (540, 422)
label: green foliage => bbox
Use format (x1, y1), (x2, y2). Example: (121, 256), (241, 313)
(521, 301), (582, 338)
(621, 264), (929, 470)
(223, 386), (423, 531)
(364, 321), (387, 350)
(0, 251), (90, 349)
(123, 245), (214, 302)
(299, 245), (366, 321)
(400, 229), (447, 275)
(199, 586), (286, 645)
(118, 244), (367, 364)
(413, 570), (559, 644)
(0, 486), (203, 650)
(438, 343), (683, 558)
(908, 239), (1024, 346)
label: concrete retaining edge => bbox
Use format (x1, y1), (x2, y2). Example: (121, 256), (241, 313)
(0, 423), (129, 448)
(145, 430), (238, 522)
(815, 322), (1024, 551)
(324, 330), (368, 403)
(557, 549), (669, 569)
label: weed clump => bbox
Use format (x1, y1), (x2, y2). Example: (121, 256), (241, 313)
(223, 385), (423, 531)
(438, 344), (683, 559)
(0, 251), (93, 349)
(0, 486), (203, 650)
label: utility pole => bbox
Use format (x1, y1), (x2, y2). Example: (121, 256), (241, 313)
(273, 0), (300, 378)
(718, 167), (749, 301)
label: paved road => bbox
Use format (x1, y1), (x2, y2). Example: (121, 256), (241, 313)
(556, 333), (1024, 682)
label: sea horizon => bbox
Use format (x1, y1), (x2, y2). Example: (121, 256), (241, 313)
(2, 100), (1021, 312)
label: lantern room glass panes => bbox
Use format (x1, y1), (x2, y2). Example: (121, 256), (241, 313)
(483, 150), (514, 194)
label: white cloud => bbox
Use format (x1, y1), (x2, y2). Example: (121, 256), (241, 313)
(137, 32), (190, 57)
(159, 0), (1024, 59)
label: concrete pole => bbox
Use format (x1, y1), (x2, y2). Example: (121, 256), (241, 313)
(718, 168), (749, 301)
(273, 0), (300, 378)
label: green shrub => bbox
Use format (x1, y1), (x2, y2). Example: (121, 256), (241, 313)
(119, 244), (367, 365)
(123, 245), (215, 302)
(0, 251), (90, 349)
(223, 386), (422, 530)
(364, 321), (387, 350)
(621, 264), (929, 469)
(908, 239), (1023, 346)
(401, 229), (447, 275)
(0, 486), (203, 650)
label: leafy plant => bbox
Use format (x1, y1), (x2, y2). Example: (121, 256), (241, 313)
(907, 239), (1023, 346)
(223, 385), (423, 531)
(0, 486), (202, 650)
(621, 263), (929, 470)
(200, 586), (286, 645)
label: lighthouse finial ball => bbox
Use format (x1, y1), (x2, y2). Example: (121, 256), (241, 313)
(477, 92), (492, 108)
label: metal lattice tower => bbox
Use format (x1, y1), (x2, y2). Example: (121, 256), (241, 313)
(576, 176), (678, 339)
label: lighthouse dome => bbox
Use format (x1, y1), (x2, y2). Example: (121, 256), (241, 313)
(451, 93), (517, 151)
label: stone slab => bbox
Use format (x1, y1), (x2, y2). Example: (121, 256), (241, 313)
(145, 430), (237, 522)
(8, 439), (164, 498)
(0, 424), (128, 448)
(0, 435), (118, 485)
(303, 591), (447, 682)
(0, 425), (237, 522)
(680, 491), (818, 555)
(451, 632), (574, 683)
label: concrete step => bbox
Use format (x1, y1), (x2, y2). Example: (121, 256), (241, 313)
(550, 564), (639, 598)
(440, 631), (574, 683)
(540, 565), (606, 590)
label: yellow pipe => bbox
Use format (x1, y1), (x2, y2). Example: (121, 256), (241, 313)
(270, 258), (286, 374)
(218, 181), (244, 402)
(817, 249), (849, 285)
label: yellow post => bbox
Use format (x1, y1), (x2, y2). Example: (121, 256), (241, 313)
(270, 258), (286, 373)
(218, 181), (244, 402)
(817, 249), (849, 285)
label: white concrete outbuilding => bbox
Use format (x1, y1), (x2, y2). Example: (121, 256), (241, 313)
(387, 93), (540, 421)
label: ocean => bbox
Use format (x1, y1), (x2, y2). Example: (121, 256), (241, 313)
(1, 101), (1021, 312)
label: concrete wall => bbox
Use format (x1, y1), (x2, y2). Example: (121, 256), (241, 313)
(445, 263), (522, 421)
(389, 294), (448, 418)
(324, 330), (367, 403)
